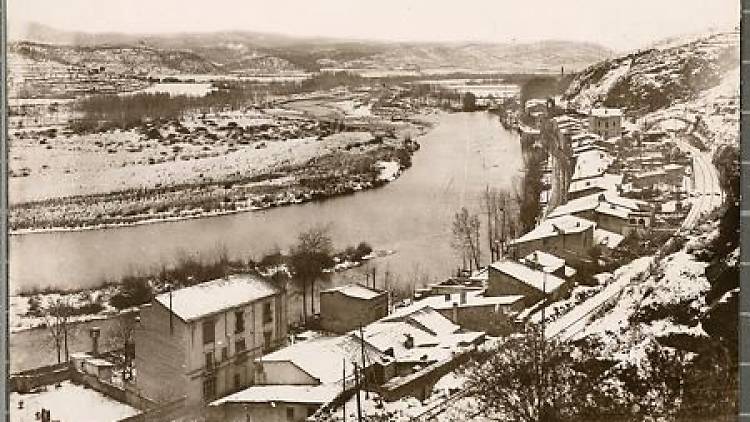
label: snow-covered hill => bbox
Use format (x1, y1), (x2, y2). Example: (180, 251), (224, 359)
(564, 29), (739, 116)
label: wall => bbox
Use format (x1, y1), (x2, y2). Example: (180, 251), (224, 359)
(134, 302), (189, 404)
(258, 360), (318, 385)
(435, 302), (524, 336)
(208, 402), (317, 422)
(9, 362), (73, 393)
(511, 227), (594, 261)
(486, 270), (543, 305)
(320, 292), (388, 334)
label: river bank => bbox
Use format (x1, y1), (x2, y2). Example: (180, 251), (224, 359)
(10, 111), (523, 295)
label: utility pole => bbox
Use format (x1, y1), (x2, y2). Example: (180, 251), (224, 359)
(342, 359), (347, 422)
(359, 325), (369, 398)
(354, 363), (363, 422)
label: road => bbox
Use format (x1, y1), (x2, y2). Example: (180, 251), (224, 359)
(676, 137), (723, 228)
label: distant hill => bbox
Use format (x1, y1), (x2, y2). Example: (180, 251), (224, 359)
(563, 28), (739, 114)
(11, 22), (613, 74)
(9, 41), (219, 75)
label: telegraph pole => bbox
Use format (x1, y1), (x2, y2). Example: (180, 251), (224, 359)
(354, 362), (363, 422)
(342, 359), (347, 422)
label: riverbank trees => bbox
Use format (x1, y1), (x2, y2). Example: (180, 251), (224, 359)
(451, 207), (482, 272)
(289, 226), (335, 324)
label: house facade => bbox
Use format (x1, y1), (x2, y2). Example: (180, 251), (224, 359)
(508, 215), (596, 261)
(320, 284), (389, 334)
(135, 274), (288, 407)
(588, 108), (623, 139)
(487, 260), (570, 306)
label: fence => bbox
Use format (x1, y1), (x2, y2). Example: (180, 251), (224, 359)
(10, 362), (74, 393)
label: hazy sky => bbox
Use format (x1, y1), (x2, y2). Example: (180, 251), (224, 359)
(8, 0), (740, 51)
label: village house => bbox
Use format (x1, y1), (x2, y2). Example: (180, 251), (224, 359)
(572, 149), (615, 181)
(519, 125), (541, 147)
(208, 334), (390, 422)
(508, 214), (596, 261)
(135, 274), (288, 408)
(319, 284), (389, 334)
(567, 173), (623, 200)
(391, 291), (525, 335)
(547, 191), (649, 235)
(519, 250), (577, 280)
(363, 307), (486, 400)
(486, 259), (570, 306)
(588, 107), (623, 139)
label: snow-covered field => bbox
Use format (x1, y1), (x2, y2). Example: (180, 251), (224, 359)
(10, 381), (140, 422)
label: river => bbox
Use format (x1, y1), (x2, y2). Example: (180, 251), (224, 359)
(10, 111), (522, 294)
(10, 111), (523, 372)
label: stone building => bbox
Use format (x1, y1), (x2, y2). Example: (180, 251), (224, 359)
(135, 274), (287, 407)
(588, 107), (623, 139)
(319, 284), (388, 334)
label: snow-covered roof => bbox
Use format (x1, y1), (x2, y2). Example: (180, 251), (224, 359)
(210, 384), (339, 406)
(259, 334), (387, 384)
(572, 149), (614, 181)
(525, 98), (548, 109)
(521, 251), (565, 273)
(321, 283), (384, 300)
(408, 291), (525, 312)
(552, 115), (579, 124)
(401, 306), (461, 336)
(568, 173), (623, 194)
(510, 215), (595, 245)
(590, 108), (623, 117)
(357, 320), (440, 357)
(571, 132), (601, 142)
(664, 163), (685, 172)
(489, 260), (566, 293)
(548, 192), (640, 220)
(594, 229), (625, 249)
(154, 274), (280, 322)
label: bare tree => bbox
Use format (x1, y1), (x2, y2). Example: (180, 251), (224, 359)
(451, 207), (481, 272)
(482, 186), (515, 262)
(44, 298), (74, 364)
(289, 225), (334, 325)
(107, 315), (137, 382)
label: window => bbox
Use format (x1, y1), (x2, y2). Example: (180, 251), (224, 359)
(221, 347), (228, 361)
(286, 407), (295, 421)
(205, 352), (214, 369)
(202, 319), (215, 345)
(263, 302), (273, 324)
(233, 373), (241, 390)
(234, 310), (245, 334)
(263, 330), (273, 351)
(235, 338), (246, 353)
(202, 376), (217, 400)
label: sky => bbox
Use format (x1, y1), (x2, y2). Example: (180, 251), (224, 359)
(7, 0), (740, 51)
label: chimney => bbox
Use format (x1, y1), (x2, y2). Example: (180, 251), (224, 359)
(89, 327), (101, 356)
(403, 333), (414, 349)
(452, 302), (459, 324)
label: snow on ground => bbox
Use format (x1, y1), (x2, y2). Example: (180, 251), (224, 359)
(570, 58), (632, 110)
(10, 380), (140, 422)
(575, 243), (711, 365)
(376, 160), (401, 181)
(550, 256), (653, 340)
(9, 286), (126, 333)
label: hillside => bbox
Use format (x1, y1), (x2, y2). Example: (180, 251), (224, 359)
(9, 41), (218, 75)
(563, 29), (739, 115)
(342, 40), (611, 73)
(11, 23), (612, 74)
